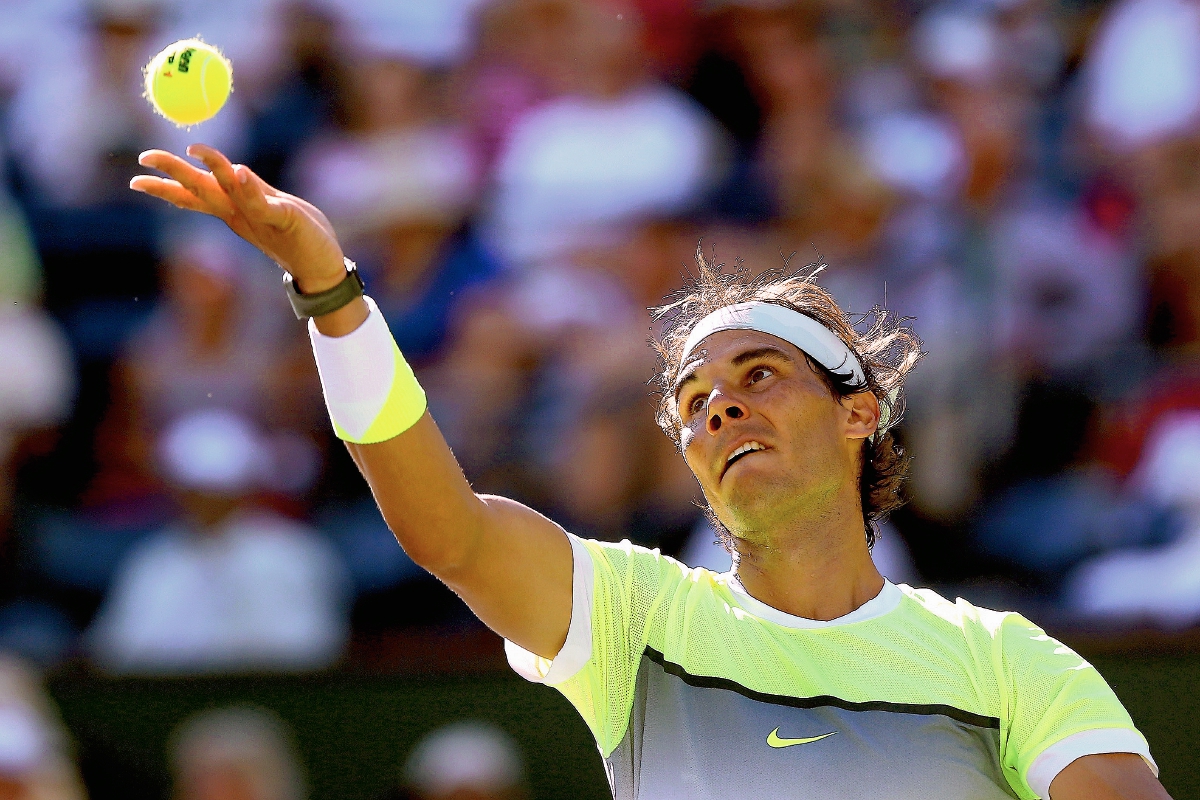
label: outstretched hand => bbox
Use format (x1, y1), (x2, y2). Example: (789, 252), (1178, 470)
(130, 144), (347, 293)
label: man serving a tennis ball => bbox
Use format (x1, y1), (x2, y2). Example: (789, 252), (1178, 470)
(131, 144), (1171, 800)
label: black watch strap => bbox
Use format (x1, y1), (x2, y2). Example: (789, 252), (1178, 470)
(284, 257), (365, 320)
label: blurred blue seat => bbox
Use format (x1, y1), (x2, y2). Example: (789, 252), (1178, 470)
(32, 510), (164, 592)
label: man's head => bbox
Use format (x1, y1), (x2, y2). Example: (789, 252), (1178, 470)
(652, 250), (923, 551)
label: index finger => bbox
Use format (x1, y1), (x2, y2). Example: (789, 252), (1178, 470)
(136, 149), (232, 216)
(187, 143), (241, 199)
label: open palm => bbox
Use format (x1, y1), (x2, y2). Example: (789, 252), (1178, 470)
(130, 144), (347, 292)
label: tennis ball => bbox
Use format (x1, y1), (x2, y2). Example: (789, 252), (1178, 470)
(143, 39), (232, 127)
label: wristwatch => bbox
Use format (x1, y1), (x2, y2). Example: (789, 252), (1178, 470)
(284, 257), (365, 320)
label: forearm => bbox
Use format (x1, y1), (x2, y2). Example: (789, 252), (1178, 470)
(313, 302), (572, 656)
(347, 413), (489, 573)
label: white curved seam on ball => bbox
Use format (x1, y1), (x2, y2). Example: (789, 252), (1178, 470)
(199, 52), (211, 114)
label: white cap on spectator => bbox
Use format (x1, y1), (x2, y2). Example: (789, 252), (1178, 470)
(158, 409), (267, 494)
(0, 705), (51, 777)
(405, 721), (524, 796)
(915, 9), (1000, 83)
(863, 111), (964, 198)
(1085, 0), (1200, 148)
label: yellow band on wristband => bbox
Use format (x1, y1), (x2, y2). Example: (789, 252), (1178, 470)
(332, 338), (427, 445)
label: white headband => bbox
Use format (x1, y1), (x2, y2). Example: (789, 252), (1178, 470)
(680, 302), (867, 385)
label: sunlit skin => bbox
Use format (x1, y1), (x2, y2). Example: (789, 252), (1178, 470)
(673, 330), (884, 621)
(130, 145), (1171, 800)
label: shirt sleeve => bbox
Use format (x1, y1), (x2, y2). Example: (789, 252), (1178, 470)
(997, 613), (1156, 798)
(504, 534), (674, 757)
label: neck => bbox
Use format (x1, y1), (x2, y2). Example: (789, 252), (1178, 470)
(730, 484), (884, 621)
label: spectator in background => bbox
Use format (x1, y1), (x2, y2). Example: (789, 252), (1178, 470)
(171, 707), (305, 800)
(1083, 0), (1200, 350)
(241, 1), (351, 188)
(0, 191), (74, 535)
(88, 220), (322, 514)
(1068, 412), (1200, 624)
(483, 0), (725, 268)
(401, 722), (526, 800)
(0, 655), (87, 800)
(421, 221), (704, 546)
(290, 38), (497, 362)
(989, 199), (1140, 376)
(86, 409), (349, 673)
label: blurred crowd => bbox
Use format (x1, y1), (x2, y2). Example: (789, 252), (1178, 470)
(0, 0), (1197, 677)
(0, 652), (530, 800)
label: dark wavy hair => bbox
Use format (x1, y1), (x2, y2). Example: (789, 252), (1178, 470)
(651, 248), (924, 550)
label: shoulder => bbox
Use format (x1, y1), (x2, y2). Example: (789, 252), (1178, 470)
(897, 584), (1016, 634)
(897, 585), (1092, 677)
(579, 537), (714, 593)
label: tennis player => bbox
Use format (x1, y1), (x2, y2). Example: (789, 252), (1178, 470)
(132, 144), (1171, 800)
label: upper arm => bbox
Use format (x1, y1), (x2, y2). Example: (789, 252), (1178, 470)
(1049, 753), (1172, 800)
(350, 413), (574, 660)
(443, 494), (574, 659)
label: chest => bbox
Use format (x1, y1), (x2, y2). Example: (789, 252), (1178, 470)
(605, 651), (1018, 800)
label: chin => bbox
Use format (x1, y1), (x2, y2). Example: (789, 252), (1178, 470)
(721, 464), (821, 522)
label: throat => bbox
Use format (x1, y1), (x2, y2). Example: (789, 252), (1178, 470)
(731, 524), (883, 622)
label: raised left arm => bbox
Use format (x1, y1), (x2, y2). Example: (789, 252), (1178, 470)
(1049, 753), (1172, 800)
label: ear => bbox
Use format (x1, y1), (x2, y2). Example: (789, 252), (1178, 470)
(840, 390), (880, 441)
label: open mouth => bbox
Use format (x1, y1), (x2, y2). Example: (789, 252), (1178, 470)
(723, 441), (768, 475)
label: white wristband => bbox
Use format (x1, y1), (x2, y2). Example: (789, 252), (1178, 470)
(309, 296), (427, 443)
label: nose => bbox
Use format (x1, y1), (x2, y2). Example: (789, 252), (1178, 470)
(706, 390), (747, 434)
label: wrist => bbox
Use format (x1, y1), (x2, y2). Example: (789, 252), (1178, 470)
(291, 254), (348, 294)
(313, 296), (369, 337)
(285, 257), (364, 321)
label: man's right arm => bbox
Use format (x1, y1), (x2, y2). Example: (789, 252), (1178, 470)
(130, 144), (574, 659)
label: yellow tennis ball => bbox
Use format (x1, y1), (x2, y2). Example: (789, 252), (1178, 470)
(143, 39), (232, 127)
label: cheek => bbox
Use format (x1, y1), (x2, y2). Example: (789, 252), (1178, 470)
(678, 427), (710, 485)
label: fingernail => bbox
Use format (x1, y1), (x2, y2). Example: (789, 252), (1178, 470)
(238, 167), (248, 185)
(137, 152), (150, 165)
(185, 145), (197, 157)
(129, 179), (144, 192)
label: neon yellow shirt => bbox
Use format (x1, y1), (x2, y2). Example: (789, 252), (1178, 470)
(507, 535), (1155, 799)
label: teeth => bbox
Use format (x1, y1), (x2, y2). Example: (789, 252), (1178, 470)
(727, 441), (766, 463)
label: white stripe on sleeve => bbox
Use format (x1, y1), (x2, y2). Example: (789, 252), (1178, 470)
(505, 532), (595, 684)
(1026, 727), (1157, 798)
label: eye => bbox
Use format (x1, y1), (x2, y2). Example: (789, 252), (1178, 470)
(685, 395), (707, 418)
(748, 366), (774, 384)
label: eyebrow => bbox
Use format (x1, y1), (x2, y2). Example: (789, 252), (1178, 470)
(672, 345), (795, 401)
